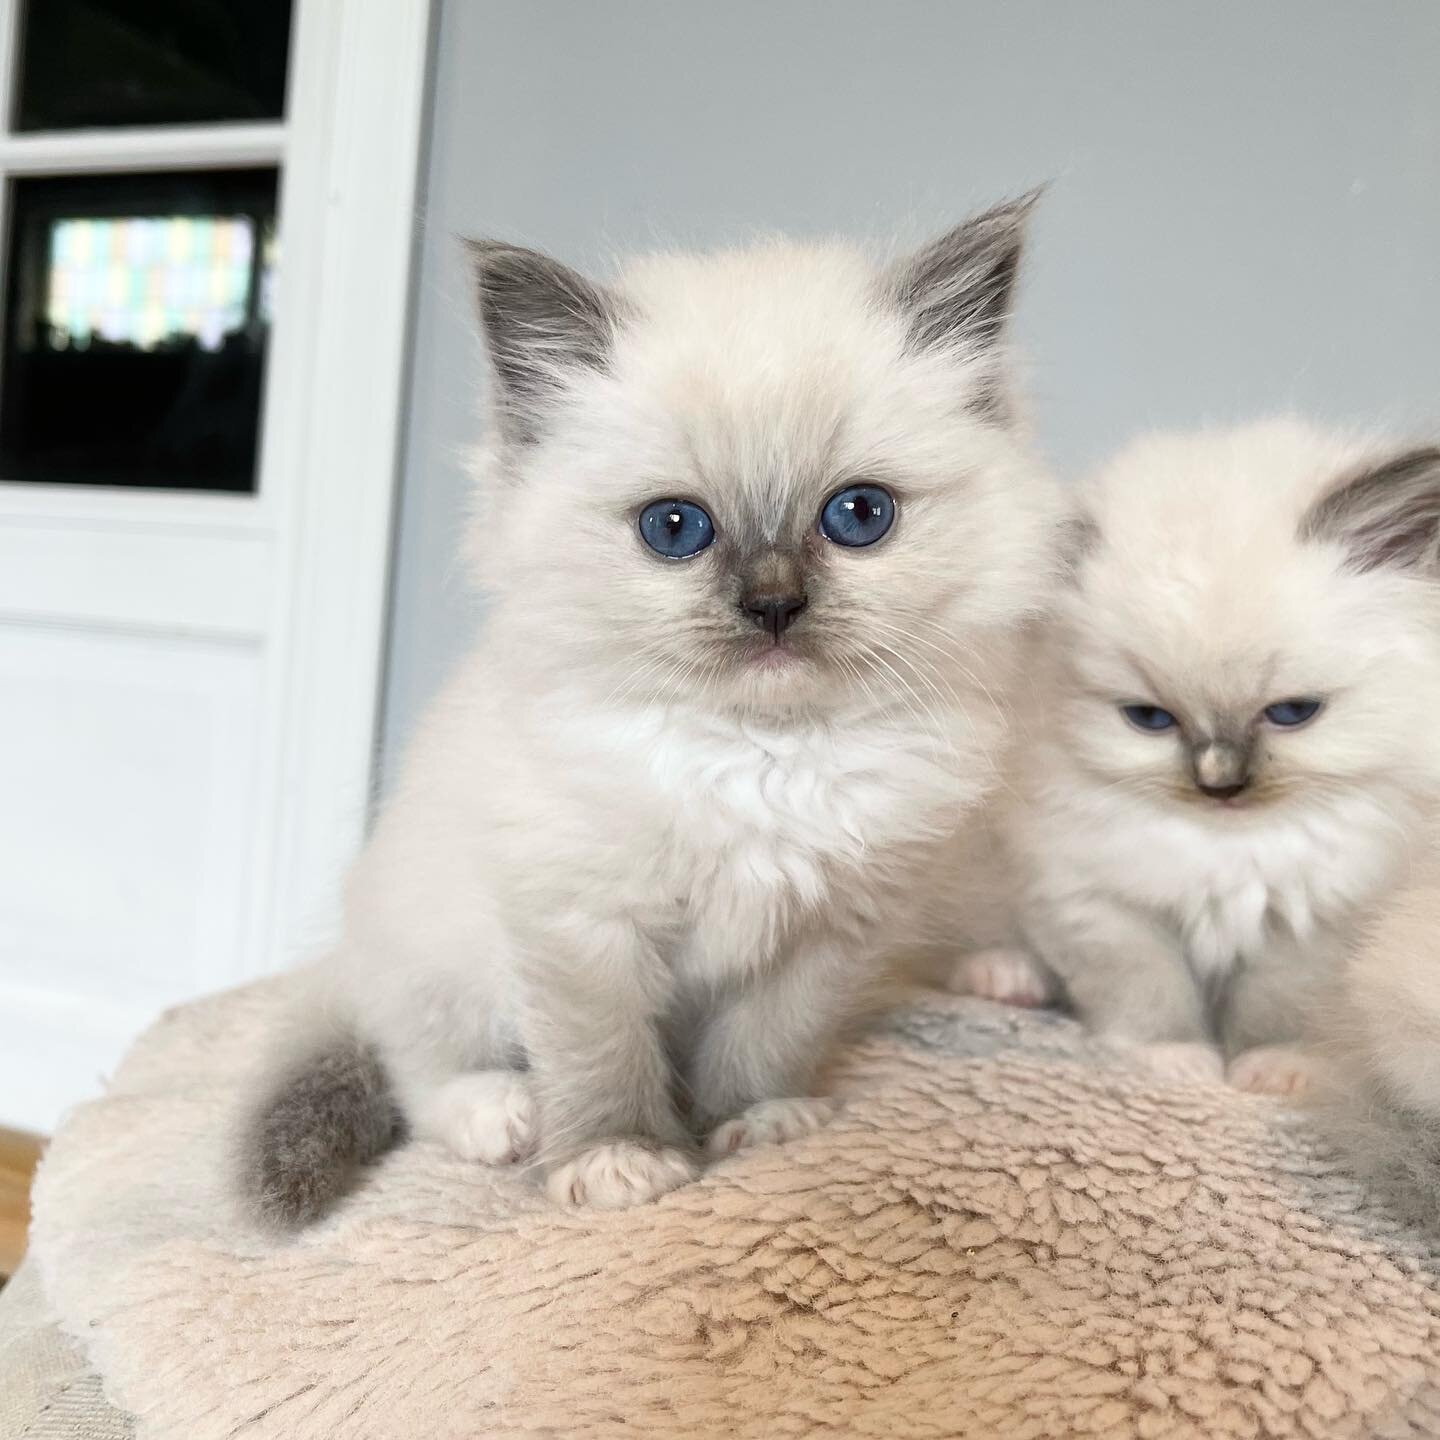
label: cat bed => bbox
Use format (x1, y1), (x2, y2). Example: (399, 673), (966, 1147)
(24, 979), (1440, 1440)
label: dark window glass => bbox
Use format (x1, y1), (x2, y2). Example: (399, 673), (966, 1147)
(14, 0), (293, 132)
(0, 169), (278, 492)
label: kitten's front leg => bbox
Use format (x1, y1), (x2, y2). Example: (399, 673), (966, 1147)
(399, 1065), (539, 1165)
(1026, 895), (1222, 1082)
(1221, 931), (1337, 1098)
(689, 938), (853, 1156)
(379, 984), (539, 1167)
(517, 915), (697, 1209)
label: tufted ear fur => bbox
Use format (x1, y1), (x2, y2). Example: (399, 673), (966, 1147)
(884, 189), (1040, 359)
(1300, 446), (1440, 574)
(465, 240), (623, 444)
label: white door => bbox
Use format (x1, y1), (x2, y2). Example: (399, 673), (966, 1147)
(0, 0), (432, 1132)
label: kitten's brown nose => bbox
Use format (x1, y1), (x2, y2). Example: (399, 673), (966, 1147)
(743, 592), (808, 638)
(740, 547), (807, 639)
(1191, 739), (1252, 801)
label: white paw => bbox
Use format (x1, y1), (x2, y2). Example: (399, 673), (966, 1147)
(948, 947), (1051, 1007)
(423, 1071), (537, 1165)
(1133, 1041), (1226, 1085)
(545, 1141), (697, 1209)
(705, 1097), (836, 1157)
(1228, 1044), (1319, 1098)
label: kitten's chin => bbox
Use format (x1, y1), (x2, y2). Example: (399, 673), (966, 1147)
(730, 647), (820, 706)
(704, 638), (851, 713)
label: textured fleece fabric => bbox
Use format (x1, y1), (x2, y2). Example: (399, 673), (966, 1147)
(27, 980), (1440, 1440)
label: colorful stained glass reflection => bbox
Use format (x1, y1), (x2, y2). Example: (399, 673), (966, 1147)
(1, 168), (278, 491)
(46, 215), (261, 353)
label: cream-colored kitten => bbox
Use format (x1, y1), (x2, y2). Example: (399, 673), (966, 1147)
(240, 200), (1068, 1225)
(942, 419), (1440, 1091)
(1320, 829), (1440, 1218)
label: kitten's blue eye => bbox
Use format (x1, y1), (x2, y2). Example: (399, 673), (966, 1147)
(819, 484), (896, 547)
(1263, 698), (1323, 728)
(1121, 703), (1178, 733)
(638, 499), (714, 559)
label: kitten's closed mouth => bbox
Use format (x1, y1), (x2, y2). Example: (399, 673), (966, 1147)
(747, 644), (808, 670)
(1180, 787), (1271, 815)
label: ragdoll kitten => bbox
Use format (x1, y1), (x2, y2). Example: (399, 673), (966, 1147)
(241, 197), (1067, 1225)
(1319, 828), (1440, 1219)
(942, 419), (1440, 1092)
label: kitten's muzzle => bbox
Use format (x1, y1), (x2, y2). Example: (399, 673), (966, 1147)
(1189, 738), (1253, 801)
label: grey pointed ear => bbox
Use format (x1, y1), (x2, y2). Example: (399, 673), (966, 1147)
(886, 189), (1041, 357)
(1301, 446), (1440, 573)
(465, 240), (621, 442)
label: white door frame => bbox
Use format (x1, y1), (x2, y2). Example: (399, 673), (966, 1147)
(0, 0), (434, 1129)
(250, 0), (436, 967)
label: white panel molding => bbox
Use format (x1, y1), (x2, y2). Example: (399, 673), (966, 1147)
(0, 122), (286, 174)
(0, 487), (277, 532)
(0, 525), (274, 639)
(0, 980), (159, 1132)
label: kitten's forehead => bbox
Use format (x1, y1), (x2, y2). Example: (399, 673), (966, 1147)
(603, 242), (974, 529)
(1082, 418), (1369, 537)
(1064, 419), (1399, 702)
(618, 240), (882, 351)
(615, 243), (899, 439)
(1064, 551), (1370, 735)
(680, 427), (841, 545)
(1115, 640), (1283, 720)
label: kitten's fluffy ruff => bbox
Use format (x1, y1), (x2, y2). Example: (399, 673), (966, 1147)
(942, 419), (1440, 1085)
(241, 202), (1066, 1225)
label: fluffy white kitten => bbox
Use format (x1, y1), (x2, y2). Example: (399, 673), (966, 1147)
(241, 198), (1066, 1224)
(942, 419), (1440, 1091)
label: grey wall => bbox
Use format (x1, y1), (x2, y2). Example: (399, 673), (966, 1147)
(382, 0), (1440, 781)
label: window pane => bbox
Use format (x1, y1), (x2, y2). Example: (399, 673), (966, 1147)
(14, 0), (293, 131)
(0, 170), (278, 493)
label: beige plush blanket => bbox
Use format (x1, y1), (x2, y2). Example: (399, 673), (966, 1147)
(28, 980), (1440, 1440)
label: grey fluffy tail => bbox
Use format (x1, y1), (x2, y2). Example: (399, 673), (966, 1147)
(240, 1034), (404, 1231)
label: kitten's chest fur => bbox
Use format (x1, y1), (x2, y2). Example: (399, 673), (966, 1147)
(1164, 827), (1356, 976)
(635, 709), (964, 984)
(1058, 793), (1406, 977)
